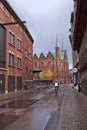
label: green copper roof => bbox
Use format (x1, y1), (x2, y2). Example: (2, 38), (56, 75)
(59, 41), (65, 60)
(56, 38), (59, 48)
(60, 43), (65, 60)
(61, 43), (65, 51)
(52, 52), (56, 59)
(35, 41), (65, 60)
(60, 50), (65, 60)
(36, 50), (65, 60)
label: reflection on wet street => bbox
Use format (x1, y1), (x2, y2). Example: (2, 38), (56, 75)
(0, 99), (39, 109)
(0, 87), (58, 130)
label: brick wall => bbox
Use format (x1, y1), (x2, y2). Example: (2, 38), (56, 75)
(0, 1), (33, 93)
(33, 49), (69, 84)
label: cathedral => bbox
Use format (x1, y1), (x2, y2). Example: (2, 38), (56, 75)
(33, 40), (69, 84)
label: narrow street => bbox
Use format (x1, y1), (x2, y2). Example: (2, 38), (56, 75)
(1, 84), (87, 130)
(0, 86), (60, 130)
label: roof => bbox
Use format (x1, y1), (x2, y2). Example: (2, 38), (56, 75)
(38, 52), (56, 59)
(60, 43), (65, 60)
(34, 49), (65, 60)
(60, 50), (65, 60)
(56, 38), (59, 48)
(37, 54), (40, 58)
(61, 43), (65, 51)
(52, 52), (56, 59)
(34, 42), (66, 60)
(32, 68), (42, 73)
(1, 0), (34, 43)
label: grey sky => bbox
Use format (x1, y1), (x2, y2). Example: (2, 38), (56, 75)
(7, 0), (73, 69)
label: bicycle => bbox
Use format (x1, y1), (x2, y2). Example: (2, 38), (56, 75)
(55, 86), (58, 96)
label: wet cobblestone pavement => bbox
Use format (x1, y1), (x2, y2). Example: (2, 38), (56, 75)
(0, 85), (58, 130)
(58, 85), (87, 130)
(1, 84), (87, 130)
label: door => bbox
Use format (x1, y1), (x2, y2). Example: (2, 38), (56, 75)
(0, 74), (5, 94)
(8, 75), (15, 92)
(17, 76), (22, 90)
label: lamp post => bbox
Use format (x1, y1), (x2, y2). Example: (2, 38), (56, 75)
(72, 67), (78, 85)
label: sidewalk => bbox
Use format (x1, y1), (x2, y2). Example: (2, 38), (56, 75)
(58, 84), (87, 130)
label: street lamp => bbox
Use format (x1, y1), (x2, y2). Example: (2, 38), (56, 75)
(72, 67), (78, 73)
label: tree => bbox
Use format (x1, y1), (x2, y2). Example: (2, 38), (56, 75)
(39, 69), (53, 80)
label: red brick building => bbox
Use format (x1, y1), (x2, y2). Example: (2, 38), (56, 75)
(70, 0), (87, 94)
(33, 40), (69, 84)
(0, 0), (33, 94)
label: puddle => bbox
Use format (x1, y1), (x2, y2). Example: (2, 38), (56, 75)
(0, 99), (39, 108)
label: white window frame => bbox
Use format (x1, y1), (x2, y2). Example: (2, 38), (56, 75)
(17, 38), (22, 50)
(17, 56), (22, 68)
(9, 31), (15, 45)
(9, 52), (14, 66)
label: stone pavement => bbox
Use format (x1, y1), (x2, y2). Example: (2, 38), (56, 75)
(57, 84), (87, 130)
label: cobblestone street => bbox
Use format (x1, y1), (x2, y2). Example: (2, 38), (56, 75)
(1, 84), (87, 130)
(58, 84), (87, 130)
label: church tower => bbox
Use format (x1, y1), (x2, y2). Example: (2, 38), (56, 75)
(55, 38), (60, 60)
(55, 38), (60, 82)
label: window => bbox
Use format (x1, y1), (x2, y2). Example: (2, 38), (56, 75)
(29, 52), (32, 60)
(9, 53), (14, 66)
(51, 64), (54, 71)
(0, 25), (6, 68)
(34, 62), (37, 68)
(25, 48), (29, 58)
(9, 31), (15, 45)
(61, 63), (63, 78)
(26, 67), (28, 80)
(17, 39), (22, 50)
(40, 62), (44, 69)
(17, 57), (22, 68)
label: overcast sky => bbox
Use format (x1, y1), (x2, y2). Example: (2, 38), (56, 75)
(7, 0), (73, 69)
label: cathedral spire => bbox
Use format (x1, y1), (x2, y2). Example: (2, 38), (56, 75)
(56, 37), (59, 48)
(61, 39), (65, 51)
(60, 39), (65, 60)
